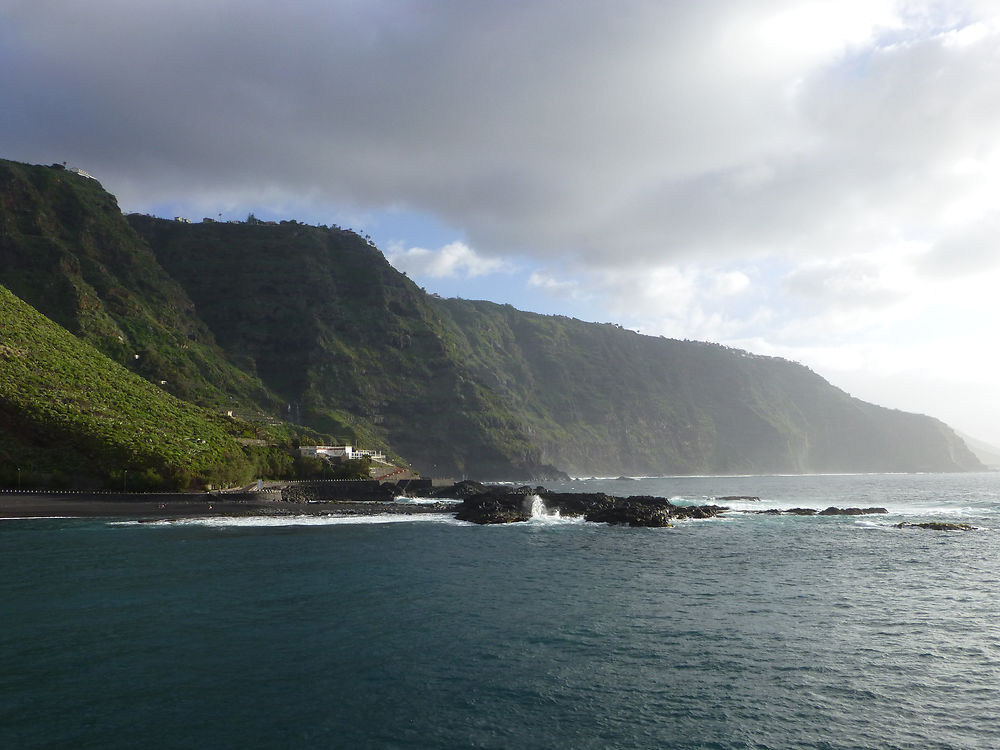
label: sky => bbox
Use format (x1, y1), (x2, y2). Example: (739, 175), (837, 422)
(3, 0), (1000, 446)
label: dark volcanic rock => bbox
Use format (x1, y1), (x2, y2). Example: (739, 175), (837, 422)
(752, 506), (888, 516)
(716, 495), (760, 502)
(585, 496), (728, 526)
(455, 490), (728, 527)
(454, 493), (534, 524)
(895, 521), (975, 531)
(454, 490), (615, 524)
(586, 502), (673, 527)
(507, 485), (540, 496)
(281, 480), (396, 503)
(537, 492), (616, 515)
(672, 503), (729, 520)
(428, 479), (490, 498)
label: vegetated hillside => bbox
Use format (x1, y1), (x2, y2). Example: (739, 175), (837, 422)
(0, 158), (277, 412)
(433, 299), (982, 475)
(128, 214), (560, 478)
(0, 157), (979, 479)
(0, 283), (264, 489)
(129, 214), (983, 478)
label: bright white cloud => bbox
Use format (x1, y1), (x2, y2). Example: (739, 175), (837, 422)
(920, 212), (1000, 277)
(710, 271), (752, 298)
(527, 271), (583, 298)
(522, 262), (761, 342)
(782, 256), (913, 310)
(385, 241), (509, 279)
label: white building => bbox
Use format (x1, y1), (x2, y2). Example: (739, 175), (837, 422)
(300, 445), (386, 463)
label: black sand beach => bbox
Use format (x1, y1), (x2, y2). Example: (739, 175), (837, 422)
(0, 492), (456, 520)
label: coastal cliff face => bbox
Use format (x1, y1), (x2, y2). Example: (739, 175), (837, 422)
(430, 300), (982, 475)
(127, 216), (983, 477)
(0, 158), (276, 412)
(0, 158), (985, 479)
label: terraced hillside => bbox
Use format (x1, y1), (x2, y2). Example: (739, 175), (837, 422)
(0, 283), (259, 489)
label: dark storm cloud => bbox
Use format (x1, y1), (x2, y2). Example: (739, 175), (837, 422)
(0, 0), (816, 255)
(2, 0), (999, 273)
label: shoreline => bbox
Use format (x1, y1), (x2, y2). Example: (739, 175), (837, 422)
(0, 492), (456, 520)
(0, 485), (924, 528)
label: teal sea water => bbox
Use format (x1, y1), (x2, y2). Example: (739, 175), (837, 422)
(3, 473), (1000, 749)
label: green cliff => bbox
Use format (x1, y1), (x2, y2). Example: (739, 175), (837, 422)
(0, 158), (984, 479)
(128, 218), (981, 478)
(0, 158), (277, 412)
(433, 300), (978, 475)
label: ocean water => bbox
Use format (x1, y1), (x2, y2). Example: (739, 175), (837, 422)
(3, 473), (1000, 749)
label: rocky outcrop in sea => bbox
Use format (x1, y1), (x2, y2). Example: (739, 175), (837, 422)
(753, 507), (888, 516)
(895, 521), (975, 531)
(453, 487), (728, 526)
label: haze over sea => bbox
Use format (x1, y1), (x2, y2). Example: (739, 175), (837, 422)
(3, 473), (1000, 749)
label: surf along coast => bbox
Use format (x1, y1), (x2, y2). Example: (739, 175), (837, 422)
(0, 479), (900, 527)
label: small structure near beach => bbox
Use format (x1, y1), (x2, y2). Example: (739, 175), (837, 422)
(299, 444), (386, 463)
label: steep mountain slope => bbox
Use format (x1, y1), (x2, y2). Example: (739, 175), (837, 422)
(431, 300), (980, 475)
(0, 158), (276, 411)
(129, 215), (982, 478)
(127, 215), (557, 477)
(0, 157), (980, 479)
(0, 283), (258, 489)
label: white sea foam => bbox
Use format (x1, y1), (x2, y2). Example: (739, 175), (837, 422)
(525, 495), (587, 526)
(666, 495), (713, 507)
(1, 516), (73, 521)
(393, 495), (461, 505)
(853, 519), (896, 529)
(111, 513), (462, 528)
(854, 518), (986, 532)
(530, 495), (548, 517)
